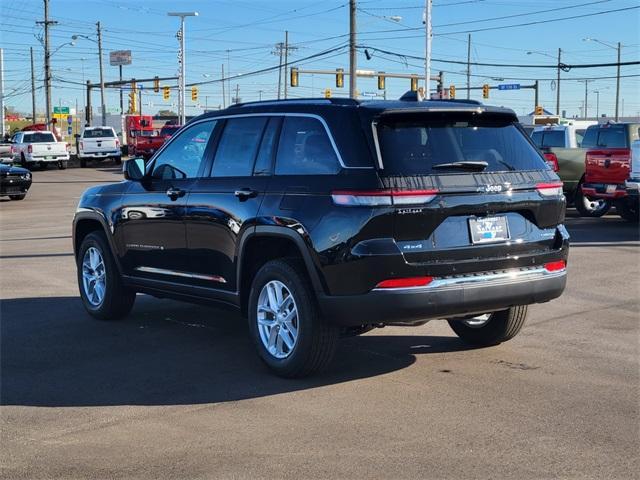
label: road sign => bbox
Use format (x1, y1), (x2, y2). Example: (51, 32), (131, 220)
(67, 115), (73, 124)
(109, 50), (132, 66)
(498, 84), (521, 91)
(67, 127), (73, 134)
(53, 106), (69, 114)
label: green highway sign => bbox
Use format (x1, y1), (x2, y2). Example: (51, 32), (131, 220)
(53, 106), (70, 114)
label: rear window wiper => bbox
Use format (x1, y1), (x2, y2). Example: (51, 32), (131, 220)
(432, 161), (488, 171)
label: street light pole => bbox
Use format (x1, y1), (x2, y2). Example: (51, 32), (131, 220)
(556, 48), (561, 116)
(615, 42), (621, 121)
(168, 11), (198, 125)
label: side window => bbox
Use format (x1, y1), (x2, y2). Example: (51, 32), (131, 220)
(275, 117), (340, 175)
(253, 117), (281, 176)
(575, 129), (586, 147)
(151, 120), (216, 180)
(211, 117), (267, 177)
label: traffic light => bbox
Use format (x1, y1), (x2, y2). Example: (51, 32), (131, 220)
(449, 85), (456, 99)
(191, 86), (198, 102)
(128, 91), (137, 113)
(482, 83), (490, 99)
(410, 77), (418, 92)
(377, 72), (385, 90)
(535, 105), (544, 115)
(324, 88), (332, 99)
(163, 86), (170, 100)
(153, 77), (160, 93)
(336, 68), (344, 88)
(290, 67), (299, 87)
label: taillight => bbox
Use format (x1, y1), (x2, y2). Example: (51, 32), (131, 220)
(27, 144), (33, 154)
(375, 276), (434, 289)
(544, 260), (566, 272)
(66, 143), (70, 152)
(80, 141), (84, 150)
(536, 182), (563, 197)
(115, 139), (120, 148)
(331, 189), (439, 206)
(543, 152), (559, 172)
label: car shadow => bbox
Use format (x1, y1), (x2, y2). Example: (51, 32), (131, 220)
(0, 296), (471, 407)
(565, 210), (639, 245)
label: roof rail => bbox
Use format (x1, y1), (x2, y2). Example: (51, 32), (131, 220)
(228, 97), (360, 108)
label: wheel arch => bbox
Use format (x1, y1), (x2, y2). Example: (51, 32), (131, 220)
(73, 210), (123, 274)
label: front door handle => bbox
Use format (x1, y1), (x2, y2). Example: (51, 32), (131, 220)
(166, 187), (185, 201)
(234, 188), (257, 200)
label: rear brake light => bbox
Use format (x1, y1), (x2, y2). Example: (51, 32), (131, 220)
(543, 152), (559, 172)
(536, 182), (563, 197)
(66, 143), (70, 152)
(375, 276), (434, 289)
(115, 139), (120, 147)
(544, 260), (566, 272)
(27, 144), (33, 154)
(331, 189), (438, 206)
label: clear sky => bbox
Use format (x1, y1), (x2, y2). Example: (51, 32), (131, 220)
(2, 0), (639, 118)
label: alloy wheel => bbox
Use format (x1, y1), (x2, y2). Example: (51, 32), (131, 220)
(257, 280), (299, 359)
(82, 247), (107, 306)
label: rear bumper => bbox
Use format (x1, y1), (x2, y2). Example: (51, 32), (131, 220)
(79, 151), (120, 159)
(25, 154), (69, 163)
(581, 182), (627, 199)
(625, 178), (640, 194)
(319, 266), (567, 326)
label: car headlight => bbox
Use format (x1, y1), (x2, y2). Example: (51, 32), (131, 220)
(21, 173), (31, 180)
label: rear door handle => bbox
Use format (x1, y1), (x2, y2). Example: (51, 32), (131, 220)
(234, 188), (257, 200)
(166, 187), (185, 201)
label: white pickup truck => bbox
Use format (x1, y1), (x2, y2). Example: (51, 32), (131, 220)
(78, 126), (121, 168)
(11, 131), (70, 170)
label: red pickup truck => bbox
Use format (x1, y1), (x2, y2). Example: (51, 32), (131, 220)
(130, 124), (181, 160)
(581, 122), (640, 222)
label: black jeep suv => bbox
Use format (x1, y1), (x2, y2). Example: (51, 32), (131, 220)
(73, 98), (569, 377)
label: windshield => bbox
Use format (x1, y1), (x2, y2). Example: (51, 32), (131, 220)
(531, 130), (565, 148)
(582, 125), (628, 149)
(377, 113), (547, 175)
(24, 132), (56, 143)
(83, 128), (115, 138)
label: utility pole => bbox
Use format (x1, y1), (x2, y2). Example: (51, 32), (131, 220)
(284, 31), (289, 99)
(37, 0), (57, 128)
(119, 65), (123, 114)
(594, 90), (600, 118)
(234, 84), (240, 104)
(556, 48), (561, 116)
(86, 80), (92, 126)
(220, 63), (227, 108)
(466, 34), (471, 100)
(96, 22), (106, 126)
(276, 42), (283, 100)
(0, 49), (4, 138)
(424, 0), (433, 98)
(221, 64), (226, 108)
(30, 47), (37, 124)
(579, 79), (591, 119)
(349, 0), (357, 98)
(534, 80), (539, 111)
(615, 42), (621, 121)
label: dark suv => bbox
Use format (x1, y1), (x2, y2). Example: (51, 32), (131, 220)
(73, 98), (569, 377)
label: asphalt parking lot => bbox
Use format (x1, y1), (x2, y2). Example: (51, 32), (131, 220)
(1, 167), (638, 479)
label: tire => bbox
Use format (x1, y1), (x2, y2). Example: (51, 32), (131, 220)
(77, 232), (136, 320)
(20, 153), (27, 169)
(80, 157), (87, 168)
(248, 258), (339, 378)
(447, 306), (528, 346)
(575, 184), (611, 217)
(9, 194), (26, 201)
(58, 160), (67, 170)
(618, 200), (640, 223)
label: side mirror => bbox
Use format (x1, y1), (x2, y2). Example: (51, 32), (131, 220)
(123, 157), (146, 181)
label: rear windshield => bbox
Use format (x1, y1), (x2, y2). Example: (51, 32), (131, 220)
(377, 113), (546, 175)
(160, 126), (179, 137)
(83, 128), (115, 138)
(582, 125), (628, 148)
(531, 130), (565, 148)
(24, 132), (56, 143)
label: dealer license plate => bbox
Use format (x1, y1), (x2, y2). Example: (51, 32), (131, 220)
(469, 216), (510, 244)
(606, 184), (617, 194)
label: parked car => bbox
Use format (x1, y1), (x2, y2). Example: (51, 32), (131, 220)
(11, 130), (69, 170)
(0, 163), (32, 200)
(531, 121), (600, 216)
(581, 122), (640, 222)
(623, 139), (640, 221)
(78, 126), (121, 168)
(129, 124), (182, 160)
(0, 141), (13, 164)
(73, 97), (569, 377)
